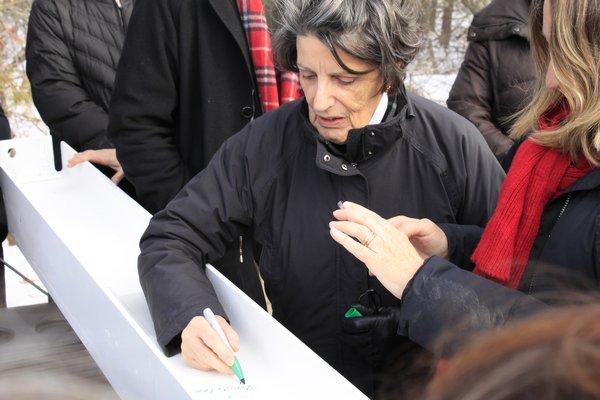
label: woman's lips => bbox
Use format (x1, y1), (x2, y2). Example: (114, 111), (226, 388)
(317, 116), (344, 128)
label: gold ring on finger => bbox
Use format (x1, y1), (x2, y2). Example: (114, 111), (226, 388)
(362, 230), (376, 248)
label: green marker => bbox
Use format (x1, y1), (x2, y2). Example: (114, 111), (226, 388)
(203, 308), (246, 384)
(344, 307), (363, 318)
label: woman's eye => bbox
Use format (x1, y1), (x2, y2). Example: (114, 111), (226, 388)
(301, 74), (316, 80)
(337, 77), (356, 85)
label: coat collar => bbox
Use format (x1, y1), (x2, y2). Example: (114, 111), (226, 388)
(305, 89), (415, 175)
(468, 0), (530, 42)
(207, 0), (253, 74)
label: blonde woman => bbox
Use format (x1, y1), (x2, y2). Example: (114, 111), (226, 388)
(330, 0), (600, 354)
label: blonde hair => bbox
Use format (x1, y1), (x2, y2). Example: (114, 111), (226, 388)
(510, 0), (600, 165)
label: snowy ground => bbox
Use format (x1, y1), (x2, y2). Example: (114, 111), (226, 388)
(406, 73), (457, 105)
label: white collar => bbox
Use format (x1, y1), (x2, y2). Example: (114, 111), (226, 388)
(368, 92), (389, 125)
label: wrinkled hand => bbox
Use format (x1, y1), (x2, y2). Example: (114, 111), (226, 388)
(388, 216), (448, 259)
(329, 201), (425, 299)
(180, 315), (239, 375)
(340, 304), (403, 367)
(67, 149), (124, 184)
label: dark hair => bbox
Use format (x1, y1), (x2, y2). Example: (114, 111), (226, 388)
(271, 0), (423, 95)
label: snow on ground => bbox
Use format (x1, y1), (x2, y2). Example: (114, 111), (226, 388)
(406, 73), (457, 106)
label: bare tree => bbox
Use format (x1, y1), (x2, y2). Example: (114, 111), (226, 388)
(440, 0), (456, 49)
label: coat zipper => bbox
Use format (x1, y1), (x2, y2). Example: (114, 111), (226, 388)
(114, 0), (127, 31)
(527, 193), (572, 294)
(239, 235), (244, 263)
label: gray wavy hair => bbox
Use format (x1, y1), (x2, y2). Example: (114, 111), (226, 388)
(271, 0), (423, 95)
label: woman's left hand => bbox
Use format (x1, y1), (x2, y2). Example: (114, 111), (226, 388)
(329, 201), (425, 299)
(67, 149), (124, 185)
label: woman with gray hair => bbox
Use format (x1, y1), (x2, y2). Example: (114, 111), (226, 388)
(137, 0), (503, 396)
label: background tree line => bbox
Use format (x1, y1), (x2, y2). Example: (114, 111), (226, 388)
(2, 0), (490, 137)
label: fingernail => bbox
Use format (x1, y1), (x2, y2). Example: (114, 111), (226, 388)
(337, 201), (345, 209)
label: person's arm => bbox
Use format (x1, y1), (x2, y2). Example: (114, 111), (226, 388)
(329, 203), (547, 355)
(447, 40), (514, 160)
(449, 116), (505, 227)
(398, 257), (547, 355)
(25, 0), (112, 151)
(138, 127), (256, 357)
(108, 0), (190, 214)
(438, 223), (484, 271)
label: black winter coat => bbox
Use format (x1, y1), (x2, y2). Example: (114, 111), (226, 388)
(447, 0), (535, 161)
(399, 167), (600, 354)
(107, 0), (267, 312)
(138, 94), (505, 396)
(108, 0), (262, 214)
(26, 0), (134, 152)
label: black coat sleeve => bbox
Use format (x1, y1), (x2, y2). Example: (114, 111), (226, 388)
(398, 257), (548, 356)
(138, 129), (255, 354)
(438, 223), (484, 271)
(108, 0), (190, 214)
(25, 0), (112, 151)
(447, 40), (514, 160)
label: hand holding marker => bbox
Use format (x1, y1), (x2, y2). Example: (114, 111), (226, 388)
(203, 307), (246, 384)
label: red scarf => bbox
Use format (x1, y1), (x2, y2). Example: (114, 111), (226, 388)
(471, 104), (593, 288)
(236, 0), (301, 112)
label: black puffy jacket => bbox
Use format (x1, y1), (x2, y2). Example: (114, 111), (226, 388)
(447, 0), (535, 161)
(25, 0), (134, 152)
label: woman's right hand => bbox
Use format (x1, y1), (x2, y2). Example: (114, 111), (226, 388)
(388, 216), (449, 259)
(180, 315), (239, 375)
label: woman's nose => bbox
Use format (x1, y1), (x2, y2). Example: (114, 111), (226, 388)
(312, 81), (335, 111)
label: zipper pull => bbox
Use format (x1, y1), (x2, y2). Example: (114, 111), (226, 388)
(114, 0), (126, 31)
(239, 235), (244, 263)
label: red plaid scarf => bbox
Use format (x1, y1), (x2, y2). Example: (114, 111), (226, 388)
(236, 0), (300, 112)
(471, 104), (593, 288)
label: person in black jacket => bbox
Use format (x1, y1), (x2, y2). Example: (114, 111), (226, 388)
(25, 0), (135, 196)
(0, 104), (10, 307)
(108, 0), (299, 215)
(136, 0), (504, 396)
(107, 0), (300, 314)
(330, 0), (600, 366)
(447, 0), (535, 162)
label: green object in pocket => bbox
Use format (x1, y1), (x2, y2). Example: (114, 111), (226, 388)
(344, 307), (364, 318)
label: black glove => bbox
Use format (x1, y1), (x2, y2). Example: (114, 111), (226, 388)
(339, 304), (403, 367)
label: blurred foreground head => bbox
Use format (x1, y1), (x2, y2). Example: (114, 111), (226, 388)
(423, 303), (600, 400)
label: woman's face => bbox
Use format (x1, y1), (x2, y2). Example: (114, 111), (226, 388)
(543, 0), (559, 89)
(296, 35), (384, 144)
